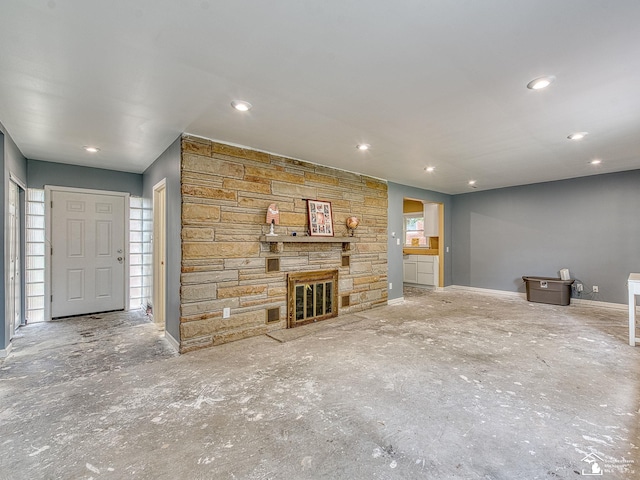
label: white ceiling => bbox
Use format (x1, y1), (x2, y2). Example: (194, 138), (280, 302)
(1, 1), (640, 194)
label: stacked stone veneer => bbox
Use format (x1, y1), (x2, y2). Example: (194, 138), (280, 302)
(179, 135), (388, 353)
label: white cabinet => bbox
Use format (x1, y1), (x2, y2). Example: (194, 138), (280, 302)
(403, 259), (417, 283)
(423, 203), (439, 237)
(417, 257), (434, 285)
(403, 255), (439, 286)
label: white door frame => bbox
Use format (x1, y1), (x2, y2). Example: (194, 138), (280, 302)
(44, 186), (130, 321)
(8, 174), (25, 338)
(152, 179), (167, 331)
(423, 201), (445, 288)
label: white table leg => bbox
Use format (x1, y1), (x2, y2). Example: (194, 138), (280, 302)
(630, 291), (636, 347)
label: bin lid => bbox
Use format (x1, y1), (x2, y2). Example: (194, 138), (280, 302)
(522, 276), (574, 285)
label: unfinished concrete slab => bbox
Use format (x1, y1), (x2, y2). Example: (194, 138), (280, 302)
(1, 290), (638, 479)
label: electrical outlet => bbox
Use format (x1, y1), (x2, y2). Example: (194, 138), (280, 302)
(576, 283), (583, 292)
(223, 307), (230, 318)
(389, 282), (393, 290)
(593, 285), (599, 293)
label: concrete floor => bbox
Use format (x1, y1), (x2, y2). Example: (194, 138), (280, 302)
(1, 289), (638, 479)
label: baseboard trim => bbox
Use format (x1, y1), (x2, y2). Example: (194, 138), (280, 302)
(570, 298), (627, 310)
(445, 285), (526, 299)
(387, 297), (405, 305)
(446, 285), (626, 310)
(0, 342), (13, 358)
(164, 331), (180, 352)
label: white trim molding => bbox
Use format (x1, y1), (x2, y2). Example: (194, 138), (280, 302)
(0, 342), (12, 358)
(445, 285), (526, 299)
(165, 331), (180, 352)
(570, 298), (626, 311)
(387, 297), (405, 305)
(9, 171), (26, 190)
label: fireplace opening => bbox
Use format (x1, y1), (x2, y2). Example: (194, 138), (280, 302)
(287, 270), (338, 328)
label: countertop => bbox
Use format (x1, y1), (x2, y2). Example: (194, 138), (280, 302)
(403, 249), (439, 256)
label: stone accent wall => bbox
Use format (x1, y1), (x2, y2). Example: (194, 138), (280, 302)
(180, 135), (388, 353)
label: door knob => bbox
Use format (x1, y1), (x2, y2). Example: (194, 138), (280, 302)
(117, 257), (123, 263)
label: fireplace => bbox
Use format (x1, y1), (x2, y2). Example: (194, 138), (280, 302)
(287, 270), (338, 328)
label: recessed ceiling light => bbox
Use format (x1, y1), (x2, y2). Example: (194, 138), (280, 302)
(425, 166), (435, 173)
(468, 180), (476, 185)
(526, 75), (555, 90)
(590, 159), (602, 165)
(84, 146), (100, 153)
(231, 100), (252, 112)
(568, 132), (588, 140)
(356, 144), (370, 151)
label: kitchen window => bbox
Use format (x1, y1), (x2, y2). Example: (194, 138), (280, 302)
(404, 214), (426, 247)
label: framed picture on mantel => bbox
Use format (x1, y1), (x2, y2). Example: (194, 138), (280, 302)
(307, 199), (334, 237)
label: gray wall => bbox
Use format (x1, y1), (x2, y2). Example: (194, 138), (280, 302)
(142, 136), (181, 342)
(451, 170), (640, 304)
(1, 123), (28, 352)
(387, 182), (453, 301)
(28, 159), (142, 196)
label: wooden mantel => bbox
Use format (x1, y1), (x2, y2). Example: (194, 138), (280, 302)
(259, 235), (355, 253)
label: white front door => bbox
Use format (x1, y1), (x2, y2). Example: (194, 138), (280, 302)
(8, 181), (21, 337)
(50, 189), (127, 318)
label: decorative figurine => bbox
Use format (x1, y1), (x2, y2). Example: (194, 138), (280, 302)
(266, 203), (280, 236)
(346, 216), (360, 237)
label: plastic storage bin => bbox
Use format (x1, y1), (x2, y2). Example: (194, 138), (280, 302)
(522, 276), (574, 306)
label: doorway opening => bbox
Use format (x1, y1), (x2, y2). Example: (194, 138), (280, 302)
(402, 198), (444, 296)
